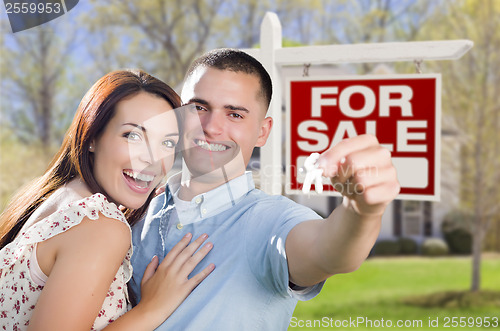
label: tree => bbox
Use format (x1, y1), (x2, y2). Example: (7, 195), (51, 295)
(82, 0), (328, 84)
(318, 0), (438, 73)
(1, 20), (76, 147)
(423, 0), (500, 291)
(84, 0), (226, 87)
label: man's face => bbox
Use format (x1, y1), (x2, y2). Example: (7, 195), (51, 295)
(180, 67), (272, 180)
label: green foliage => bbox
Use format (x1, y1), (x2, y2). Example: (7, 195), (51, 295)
(398, 237), (418, 255)
(372, 240), (400, 256)
(422, 238), (449, 257)
(0, 128), (55, 212)
(1, 23), (77, 145)
(373, 238), (419, 256)
(403, 290), (500, 308)
(422, 0), (500, 290)
(84, 0), (229, 86)
(444, 229), (472, 255)
(441, 209), (473, 233)
(441, 210), (473, 254)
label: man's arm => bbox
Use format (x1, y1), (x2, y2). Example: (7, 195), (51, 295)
(286, 134), (400, 287)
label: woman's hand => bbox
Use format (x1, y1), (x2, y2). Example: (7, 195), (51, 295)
(138, 233), (214, 326)
(155, 185), (166, 196)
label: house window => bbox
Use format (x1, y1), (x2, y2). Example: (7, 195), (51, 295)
(402, 201), (423, 237)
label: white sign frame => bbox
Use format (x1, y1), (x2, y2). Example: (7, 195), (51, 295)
(242, 11), (472, 196)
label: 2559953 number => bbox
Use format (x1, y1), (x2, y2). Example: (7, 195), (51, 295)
(443, 316), (499, 328)
(5, 2), (62, 14)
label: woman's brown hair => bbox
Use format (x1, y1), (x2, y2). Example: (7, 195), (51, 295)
(0, 69), (181, 249)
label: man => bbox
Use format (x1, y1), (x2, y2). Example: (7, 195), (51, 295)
(129, 48), (400, 330)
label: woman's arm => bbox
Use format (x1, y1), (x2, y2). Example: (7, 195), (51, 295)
(28, 215), (132, 330)
(28, 216), (214, 331)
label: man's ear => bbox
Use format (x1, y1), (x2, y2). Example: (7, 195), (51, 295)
(255, 116), (273, 147)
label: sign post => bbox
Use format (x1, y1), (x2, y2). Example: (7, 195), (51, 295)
(243, 12), (472, 199)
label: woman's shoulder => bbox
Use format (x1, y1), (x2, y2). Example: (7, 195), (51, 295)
(54, 205), (131, 257)
(48, 192), (131, 255)
(66, 193), (127, 224)
(12, 192), (128, 248)
(57, 181), (127, 223)
(50, 195), (133, 283)
(21, 181), (126, 230)
(0, 193), (131, 275)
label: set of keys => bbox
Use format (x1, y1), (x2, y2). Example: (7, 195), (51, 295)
(298, 153), (324, 194)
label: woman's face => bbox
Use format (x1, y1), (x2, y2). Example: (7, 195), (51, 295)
(91, 92), (179, 209)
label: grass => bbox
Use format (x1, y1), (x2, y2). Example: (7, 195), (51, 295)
(289, 255), (500, 330)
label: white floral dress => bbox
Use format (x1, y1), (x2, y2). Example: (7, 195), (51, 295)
(0, 193), (133, 331)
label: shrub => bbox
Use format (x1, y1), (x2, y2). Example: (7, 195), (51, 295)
(443, 228), (472, 254)
(398, 237), (418, 255)
(373, 240), (400, 256)
(422, 238), (449, 256)
(402, 290), (500, 308)
(441, 210), (473, 254)
(441, 210), (473, 233)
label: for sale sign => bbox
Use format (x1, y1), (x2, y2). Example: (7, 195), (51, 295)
(285, 74), (441, 201)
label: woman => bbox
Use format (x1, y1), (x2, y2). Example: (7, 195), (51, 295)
(0, 70), (214, 330)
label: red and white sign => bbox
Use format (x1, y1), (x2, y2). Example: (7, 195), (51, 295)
(285, 74), (441, 201)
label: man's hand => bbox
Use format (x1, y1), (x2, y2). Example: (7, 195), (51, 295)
(287, 134), (400, 286)
(317, 134), (400, 217)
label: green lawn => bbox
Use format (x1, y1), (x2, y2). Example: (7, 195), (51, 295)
(290, 255), (500, 330)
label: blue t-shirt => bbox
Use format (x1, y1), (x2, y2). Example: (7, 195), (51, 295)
(130, 172), (324, 330)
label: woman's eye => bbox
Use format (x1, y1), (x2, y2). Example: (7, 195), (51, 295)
(162, 139), (177, 148)
(124, 131), (142, 141)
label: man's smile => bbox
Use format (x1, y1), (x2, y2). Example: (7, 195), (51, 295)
(194, 139), (230, 152)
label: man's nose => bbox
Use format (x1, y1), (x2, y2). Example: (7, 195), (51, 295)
(202, 111), (224, 137)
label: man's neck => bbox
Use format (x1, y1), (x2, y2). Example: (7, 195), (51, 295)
(177, 168), (245, 201)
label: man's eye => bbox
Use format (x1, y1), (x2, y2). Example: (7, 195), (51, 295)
(163, 139), (177, 148)
(229, 113), (243, 119)
(124, 131), (142, 141)
(195, 105), (207, 111)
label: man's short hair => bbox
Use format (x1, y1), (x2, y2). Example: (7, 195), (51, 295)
(185, 48), (273, 109)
